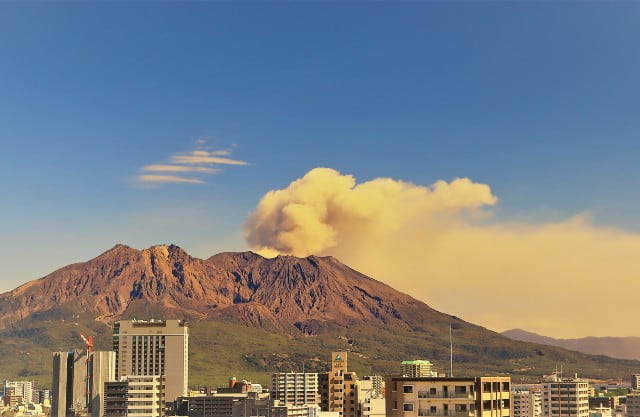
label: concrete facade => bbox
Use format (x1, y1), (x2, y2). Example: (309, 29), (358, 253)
(271, 373), (320, 406)
(385, 376), (511, 417)
(541, 376), (589, 417)
(112, 319), (188, 404)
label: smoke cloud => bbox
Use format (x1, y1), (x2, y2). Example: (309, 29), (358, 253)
(244, 168), (640, 338)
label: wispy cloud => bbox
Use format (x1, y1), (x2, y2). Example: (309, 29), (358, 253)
(142, 164), (220, 174)
(137, 175), (205, 184)
(171, 150), (247, 165)
(135, 140), (248, 185)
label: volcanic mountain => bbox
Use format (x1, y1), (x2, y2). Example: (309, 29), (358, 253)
(1, 244), (638, 386)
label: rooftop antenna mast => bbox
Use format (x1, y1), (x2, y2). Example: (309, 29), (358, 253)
(449, 324), (453, 377)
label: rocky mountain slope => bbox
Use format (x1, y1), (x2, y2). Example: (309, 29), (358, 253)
(1, 244), (638, 387)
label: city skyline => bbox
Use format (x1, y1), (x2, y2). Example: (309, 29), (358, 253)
(1, 3), (640, 338)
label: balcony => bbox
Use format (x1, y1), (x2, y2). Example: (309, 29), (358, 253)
(418, 392), (474, 399)
(418, 411), (474, 417)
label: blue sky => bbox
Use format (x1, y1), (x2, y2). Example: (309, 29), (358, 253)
(1, 2), (639, 295)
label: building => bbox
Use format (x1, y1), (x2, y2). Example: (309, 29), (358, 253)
(355, 379), (384, 417)
(112, 319), (188, 404)
(589, 397), (620, 411)
(104, 376), (165, 417)
(541, 374), (589, 417)
(3, 381), (35, 405)
(52, 350), (116, 417)
(319, 352), (359, 417)
(361, 376), (383, 400)
(632, 375), (640, 391)
(513, 386), (541, 417)
(271, 373), (320, 406)
(401, 361), (434, 378)
(628, 392), (640, 417)
(385, 375), (511, 417)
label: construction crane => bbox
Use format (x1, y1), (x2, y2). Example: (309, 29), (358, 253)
(79, 333), (94, 413)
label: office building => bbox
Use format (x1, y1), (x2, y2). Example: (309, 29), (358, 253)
(52, 350), (116, 417)
(271, 373), (320, 406)
(542, 374), (589, 417)
(385, 375), (511, 417)
(113, 319), (188, 404)
(401, 361), (434, 378)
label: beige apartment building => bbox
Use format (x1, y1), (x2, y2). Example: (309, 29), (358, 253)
(104, 376), (165, 417)
(112, 319), (188, 403)
(385, 376), (511, 417)
(271, 373), (320, 406)
(541, 375), (589, 417)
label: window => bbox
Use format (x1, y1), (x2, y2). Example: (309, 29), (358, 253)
(430, 388), (437, 395)
(404, 386), (414, 394)
(404, 403), (414, 412)
(430, 406), (437, 413)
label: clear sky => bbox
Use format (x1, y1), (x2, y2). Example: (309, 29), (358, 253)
(1, 2), (639, 337)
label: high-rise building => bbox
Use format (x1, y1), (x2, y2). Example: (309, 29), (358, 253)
(361, 376), (383, 400)
(541, 374), (589, 417)
(385, 375), (511, 417)
(355, 379), (385, 417)
(631, 375), (640, 391)
(52, 350), (116, 417)
(271, 373), (320, 406)
(112, 319), (188, 403)
(319, 352), (359, 417)
(401, 361), (433, 378)
(3, 380), (35, 405)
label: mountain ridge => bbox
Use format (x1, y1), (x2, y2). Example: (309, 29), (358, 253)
(502, 329), (640, 361)
(1, 244), (639, 387)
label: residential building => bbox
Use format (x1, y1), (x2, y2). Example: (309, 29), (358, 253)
(385, 375), (511, 417)
(112, 319), (188, 404)
(3, 381), (35, 405)
(589, 397), (620, 410)
(319, 352), (359, 417)
(541, 374), (589, 417)
(355, 379), (384, 417)
(512, 386), (541, 417)
(271, 373), (320, 406)
(632, 375), (640, 391)
(401, 361), (434, 378)
(361, 376), (383, 400)
(628, 392), (640, 417)
(104, 376), (165, 417)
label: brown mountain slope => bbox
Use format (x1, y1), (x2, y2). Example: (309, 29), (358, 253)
(0, 244), (432, 333)
(2, 244), (640, 387)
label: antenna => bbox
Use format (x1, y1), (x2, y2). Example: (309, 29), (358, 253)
(449, 324), (453, 377)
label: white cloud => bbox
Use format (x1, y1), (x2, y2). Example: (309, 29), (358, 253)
(142, 164), (220, 174)
(134, 140), (248, 186)
(171, 150), (247, 165)
(137, 175), (204, 184)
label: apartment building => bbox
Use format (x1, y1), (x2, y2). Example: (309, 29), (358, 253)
(632, 375), (640, 391)
(104, 376), (165, 417)
(512, 386), (541, 417)
(112, 319), (188, 403)
(3, 380), (35, 405)
(271, 373), (320, 406)
(401, 361), (434, 378)
(319, 352), (359, 417)
(541, 375), (589, 417)
(385, 376), (511, 417)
